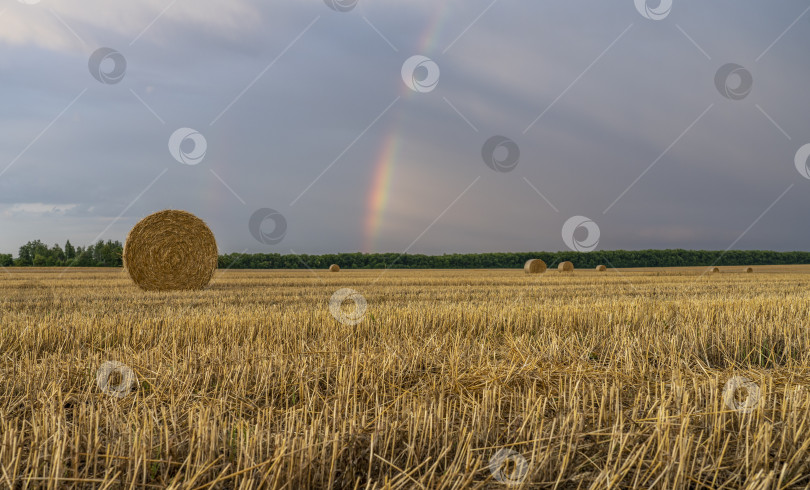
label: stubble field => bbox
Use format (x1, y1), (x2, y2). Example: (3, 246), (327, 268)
(2, 266), (810, 488)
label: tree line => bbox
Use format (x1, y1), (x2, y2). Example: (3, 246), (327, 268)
(3, 241), (810, 269)
(220, 249), (810, 269)
(0, 240), (123, 267)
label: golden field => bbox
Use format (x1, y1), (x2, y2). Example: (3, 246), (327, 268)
(2, 266), (810, 488)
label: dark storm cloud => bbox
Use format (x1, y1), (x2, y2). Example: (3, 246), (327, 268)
(0, 1), (808, 255)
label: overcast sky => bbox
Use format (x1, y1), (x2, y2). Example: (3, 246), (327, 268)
(1, 0), (809, 255)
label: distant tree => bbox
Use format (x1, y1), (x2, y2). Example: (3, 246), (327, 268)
(51, 243), (65, 264)
(65, 240), (76, 260)
(0, 254), (12, 267)
(17, 243), (33, 266)
(74, 249), (94, 267)
(19, 240), (49, 266)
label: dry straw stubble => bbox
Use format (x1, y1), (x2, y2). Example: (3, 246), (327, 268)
(6, 266), (810, 486)
(523, 259), (547, 274)
(123, 210), (218, 291)
(1, 279), (55, 313)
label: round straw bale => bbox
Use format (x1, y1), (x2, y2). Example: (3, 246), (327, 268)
(123, 210), (218, 291)
(329, 264), (341, 272)
(595, 264), (607, 272)
(710, 267), (720, 273)
(745, 267), (753, 273)
(523, 259), (547, 274)
(558, 261), (574, 272)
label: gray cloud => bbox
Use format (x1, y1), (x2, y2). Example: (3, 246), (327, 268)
(1, 1), (809, 255)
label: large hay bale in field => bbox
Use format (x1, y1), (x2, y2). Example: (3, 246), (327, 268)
(745, 267), (753, 273)
(523, 259), (547, 274)
(558, 261), (574, 272)
(595, 264), (607, 272)
(329, 264), (340, 272)
(710, 267), (720, 273)
(123, 210), (218, 291)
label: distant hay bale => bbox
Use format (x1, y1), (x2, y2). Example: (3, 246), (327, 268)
(558, 261), (574, 272)
(123, 210), (218, 291)
(329, 264), (340, 272)
(523, 259), (546, 274)
(710, 267), (720, 273)
(596, 264), (607, 272)
(745, 267), (753, 273)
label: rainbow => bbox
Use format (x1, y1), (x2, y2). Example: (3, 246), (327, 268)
(418, 3), (450, 55)
(362, 6), (449, 252)
(363, 132), (398, 252)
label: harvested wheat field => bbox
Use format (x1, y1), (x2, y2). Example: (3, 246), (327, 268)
(3, 266), (810, 488)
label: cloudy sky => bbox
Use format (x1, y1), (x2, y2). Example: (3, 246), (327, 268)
(1, 0), (809, 255)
